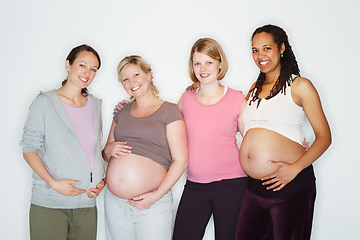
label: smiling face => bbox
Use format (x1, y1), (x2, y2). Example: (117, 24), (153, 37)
(252, 32), (285, 77)
(65, 50), (99, 89)
(192, 51), (222, 86)
(120, 63), (152, 99)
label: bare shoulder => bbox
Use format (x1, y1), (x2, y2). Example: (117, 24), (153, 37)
(292, 77), (320, 106)
(292, 77), (315, 90)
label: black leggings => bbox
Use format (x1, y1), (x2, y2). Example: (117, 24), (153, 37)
(173, 177), (247, 240)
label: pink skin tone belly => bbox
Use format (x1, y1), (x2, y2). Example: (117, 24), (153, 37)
(106, 154), (167, 199)
(240, 128), (305, 179)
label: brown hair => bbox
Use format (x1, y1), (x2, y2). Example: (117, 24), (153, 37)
(62, 44), (101, 96)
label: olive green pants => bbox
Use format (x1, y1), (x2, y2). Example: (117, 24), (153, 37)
(29, 204), (97, 240)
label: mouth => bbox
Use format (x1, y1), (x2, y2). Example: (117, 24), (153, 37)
(259, 61), (269, 66)
(131, 85), (141, 92)
(79, 77), (89, 83)
(200, 73), (210, 78)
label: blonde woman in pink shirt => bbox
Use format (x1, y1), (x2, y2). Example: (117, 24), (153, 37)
(172, 38), (248, 240)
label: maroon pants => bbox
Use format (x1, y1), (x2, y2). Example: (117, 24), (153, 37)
(235, 184), (316, 240)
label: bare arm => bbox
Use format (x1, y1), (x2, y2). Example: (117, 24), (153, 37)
(291, 77), (331, 169)
(263, 77), (331, 190)
(102, 120), (132, 163)
(23, 152), (86, 196)
(128, 120), (188, 210)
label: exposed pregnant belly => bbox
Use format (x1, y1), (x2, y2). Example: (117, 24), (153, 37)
(106, 153), (167, 199)
(240, 128), (305, 179)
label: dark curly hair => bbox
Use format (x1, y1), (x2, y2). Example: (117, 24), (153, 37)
(249, 24), (300, 105)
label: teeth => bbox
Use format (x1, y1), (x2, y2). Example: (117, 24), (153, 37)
(260, 61), (269, 65)
(131, 86), (140, 91)
(79, 77), (88, 82)
(200, 73), (210, 77)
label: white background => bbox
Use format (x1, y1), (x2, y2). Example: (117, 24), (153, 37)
(1, 0), (359, 239)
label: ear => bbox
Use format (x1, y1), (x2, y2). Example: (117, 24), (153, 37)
(65, 60), (70, 72)
(280, 43), (285, 55)
(146, 72), (152, 81)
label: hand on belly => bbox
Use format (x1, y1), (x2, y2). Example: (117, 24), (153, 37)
(240, 128), (305, 181)
(128, 191), (160, 210)
(261, 160), (302, 191)
(106, 154), (167, 199)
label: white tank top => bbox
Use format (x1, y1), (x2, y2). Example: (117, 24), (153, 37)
(242, 79), (305, 145)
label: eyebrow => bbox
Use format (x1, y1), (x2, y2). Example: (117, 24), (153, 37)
(252, 44), (272, 48)
(80, 61), (98, 69)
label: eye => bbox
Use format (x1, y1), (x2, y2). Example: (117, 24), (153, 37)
(252, 49), (258, 53)
(91, 68), (97, 72)
(80, 64), (85, 68)
(122, 78), (129, 82)
(207, 61), (213, 65)
(134, 73), (140, 77)
(264, 47), (271, 51)
(194, 62), (200, 66)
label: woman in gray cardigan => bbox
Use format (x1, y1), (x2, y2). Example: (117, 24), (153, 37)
(20, 44), (106, 240)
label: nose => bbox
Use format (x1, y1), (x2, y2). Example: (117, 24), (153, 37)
(200, 64), (207, 72)
(129, 77), (137, 86)
(84, 68), (91, 77)
(258, 50), (265, 58)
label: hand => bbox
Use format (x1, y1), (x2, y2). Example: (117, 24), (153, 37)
(186, 82), (200, 92)
(113, 100), (129, 115)
(128, 191), (159, 210)
(87, 178), (107, 198)
(302, 138), (310, 151)
(50, 179), (86, 196)
(104, 142), (132, 158)
(261, 161), (301, 191)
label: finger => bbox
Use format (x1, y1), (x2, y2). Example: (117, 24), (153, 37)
(114, 149), (131, 156)
(268, 161), (283, 166)
(72, 188), (86, 196)
(262, 179), (276, 186)
(96, 181), (105, 188)
(132, 197), (144, 202)
(115, 142), (132, 148)
(272, 183), (286, 191)
(261, 174), (275, 181)
(87, 190), (97, 198)
(89, 188), (100, 195)
(87, 188), (97, 193)
(266, 182), (282, 190)
(128, 200), (139, 207)
(118, 147), (132, 153)
(69, 180), (82, 185)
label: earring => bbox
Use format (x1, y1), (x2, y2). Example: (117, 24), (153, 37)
(281, 53), (284, 58)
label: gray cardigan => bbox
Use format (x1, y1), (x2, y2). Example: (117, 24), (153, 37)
(20, 90), (105, 209)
